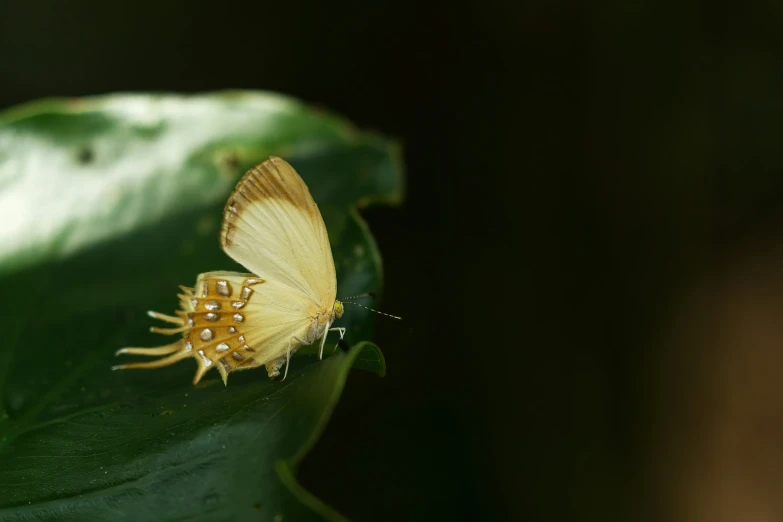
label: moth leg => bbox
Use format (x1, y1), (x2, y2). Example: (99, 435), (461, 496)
(318, 323), (342, 360)
(318, 328), (327, 361)
(328, 327), (346, 355)
(282, 336), (307, 381)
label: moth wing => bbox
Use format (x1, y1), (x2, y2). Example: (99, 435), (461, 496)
(184, 273), (315, 385)
(220, 156), (336, 308)
(232, 280), (316, 373)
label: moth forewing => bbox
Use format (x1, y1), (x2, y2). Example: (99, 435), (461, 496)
(219, 156), (336, 303)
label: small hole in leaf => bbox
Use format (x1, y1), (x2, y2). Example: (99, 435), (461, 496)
(215, 150), (241, 179)
(76, 146), (94, 165)
(202, 492), (219, 507)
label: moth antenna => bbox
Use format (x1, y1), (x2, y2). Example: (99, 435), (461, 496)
(340, 292), (377, 301)
(342, 302), (402, 320)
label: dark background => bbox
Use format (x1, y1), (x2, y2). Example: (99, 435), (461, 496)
(4, 2), (783, 521)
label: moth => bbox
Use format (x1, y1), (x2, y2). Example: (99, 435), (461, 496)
(114, 156), (348, 385)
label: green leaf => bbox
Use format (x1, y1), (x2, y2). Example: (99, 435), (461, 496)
(0, 92), (400, 521)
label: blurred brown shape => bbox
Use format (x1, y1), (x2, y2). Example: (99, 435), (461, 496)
(654, 243), (783, 522)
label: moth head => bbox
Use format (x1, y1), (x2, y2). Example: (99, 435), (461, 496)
(333, 300), (344, 318)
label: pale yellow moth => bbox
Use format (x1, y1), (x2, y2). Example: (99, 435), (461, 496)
(113, 156), (347, 385)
